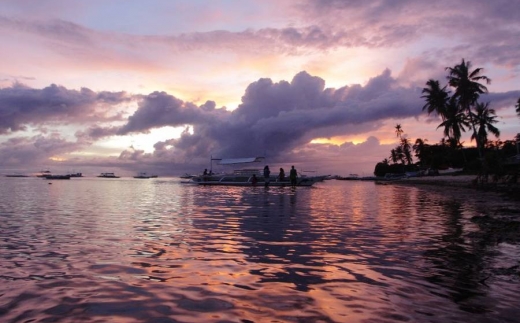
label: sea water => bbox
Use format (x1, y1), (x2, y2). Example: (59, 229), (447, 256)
(0, 177), (519, 322)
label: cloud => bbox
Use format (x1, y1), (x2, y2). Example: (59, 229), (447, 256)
(2, 67), (517, 175)
(0, 133), (84, 166)
(75, 125), (121, 141)
(297, 0), (520, 66)
(0, 82), (131, 134)
(117, 92), (217, 135)
(115, 70), (424, 164)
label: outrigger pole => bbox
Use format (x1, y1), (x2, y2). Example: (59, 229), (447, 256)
(210, 155), (222, 174)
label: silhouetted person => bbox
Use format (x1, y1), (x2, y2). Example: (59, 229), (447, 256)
(289, 165), (297, 187)
(263, 165), (271, 187)
(203, 169), (208, 175)
(279, 168), (285, 182)
(251, 174), (258, 186)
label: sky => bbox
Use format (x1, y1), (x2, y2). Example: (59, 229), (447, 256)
(0, 0), (519, 177)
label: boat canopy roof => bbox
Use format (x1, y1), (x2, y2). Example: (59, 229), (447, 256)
(213, 157), (265, 165)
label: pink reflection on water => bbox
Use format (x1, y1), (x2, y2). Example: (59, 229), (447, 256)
(0, 178), (519, 322)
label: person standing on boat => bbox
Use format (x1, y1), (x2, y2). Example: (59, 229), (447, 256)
(251, 174), (258, 186)
(278, 168), (285, 182)
(263, 165), (271, 187)
(203, 169), (208, 175)
(289, 165), (297, 187)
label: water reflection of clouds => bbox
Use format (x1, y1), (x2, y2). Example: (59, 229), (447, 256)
(1, 178), (519, 322)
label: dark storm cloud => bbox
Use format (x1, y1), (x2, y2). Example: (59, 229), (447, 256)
(117, 92), (215, 135)
(130, 70), (424, 161)
(160, 69), (518, 162)
(0, 83), (131, 134)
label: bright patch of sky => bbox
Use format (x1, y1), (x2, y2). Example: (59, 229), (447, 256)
(96, 126), (186, 155)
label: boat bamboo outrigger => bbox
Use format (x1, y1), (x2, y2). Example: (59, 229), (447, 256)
(186, 156), (317, 186)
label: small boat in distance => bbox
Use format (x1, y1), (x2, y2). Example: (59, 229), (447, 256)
(37, 170), (52, 178)
(44, 175), (71, 180)
(67, 172), (83, 177)
(97, 172), (120, 178)
(134, 172), (151, 179)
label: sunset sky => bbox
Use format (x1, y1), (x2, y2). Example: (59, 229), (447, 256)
(1, 0), (519, 177)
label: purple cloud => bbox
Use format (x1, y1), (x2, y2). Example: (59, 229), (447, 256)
(117, 92), (216, 135)
(0, 134), (84, 166)
(0, 83), (130, 134)
(116, 70), (425, 162)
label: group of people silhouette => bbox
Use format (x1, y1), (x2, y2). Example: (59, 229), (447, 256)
(251, 165), (298, 187)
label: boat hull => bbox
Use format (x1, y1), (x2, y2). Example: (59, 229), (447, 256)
(44, 175), (71, 180)
(190, 176), (316, 187)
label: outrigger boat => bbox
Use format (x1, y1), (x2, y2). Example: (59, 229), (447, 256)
(187, 157), (317, 187)
(43, 174), (71, 180)
(98, 172), (120, 178)
(134, 172), (152, 179)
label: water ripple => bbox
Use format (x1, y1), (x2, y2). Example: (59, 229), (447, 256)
(0, 177), (518, 322)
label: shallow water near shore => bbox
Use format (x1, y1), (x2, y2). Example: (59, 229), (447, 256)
(0, 177), (519, 322)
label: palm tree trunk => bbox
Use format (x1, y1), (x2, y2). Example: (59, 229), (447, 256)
(465, 103), (482, 160)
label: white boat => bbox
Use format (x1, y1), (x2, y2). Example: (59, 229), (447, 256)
(98, 172), (120, 178)
(187, 157), (318, 187)
(134, 172), (151, 179)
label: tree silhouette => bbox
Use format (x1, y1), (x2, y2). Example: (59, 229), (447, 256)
(446, 59), (491, 158)
(422, 79), (449, 119)
(471, 102), (500, 149)
(436, 97), (470, 144)
(395, 124), (403, 139)
(401, 137), (413, 165)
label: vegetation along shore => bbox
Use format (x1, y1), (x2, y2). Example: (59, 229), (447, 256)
(372, 59), (519, 200)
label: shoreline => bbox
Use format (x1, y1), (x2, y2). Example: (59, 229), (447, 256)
(388, 174), (520, 201)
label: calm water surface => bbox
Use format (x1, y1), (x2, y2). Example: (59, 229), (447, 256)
(0, 177), (519, 323)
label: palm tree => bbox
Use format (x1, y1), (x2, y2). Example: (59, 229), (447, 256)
(395, 124), (403, 139)
(413, 138), (427, 160)
(421, 79), (450, 119)
(401, 137), (413, 165)
(390, 149), (398, 164)
(436, 98), (470, 144)
(395, 145), (405, 164)
(446, 59), (491, 158)
(471, 102), (500, 149)
(515, 98), (520, 117)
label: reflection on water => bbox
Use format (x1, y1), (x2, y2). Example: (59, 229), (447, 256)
(0, 177), (519, 322)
